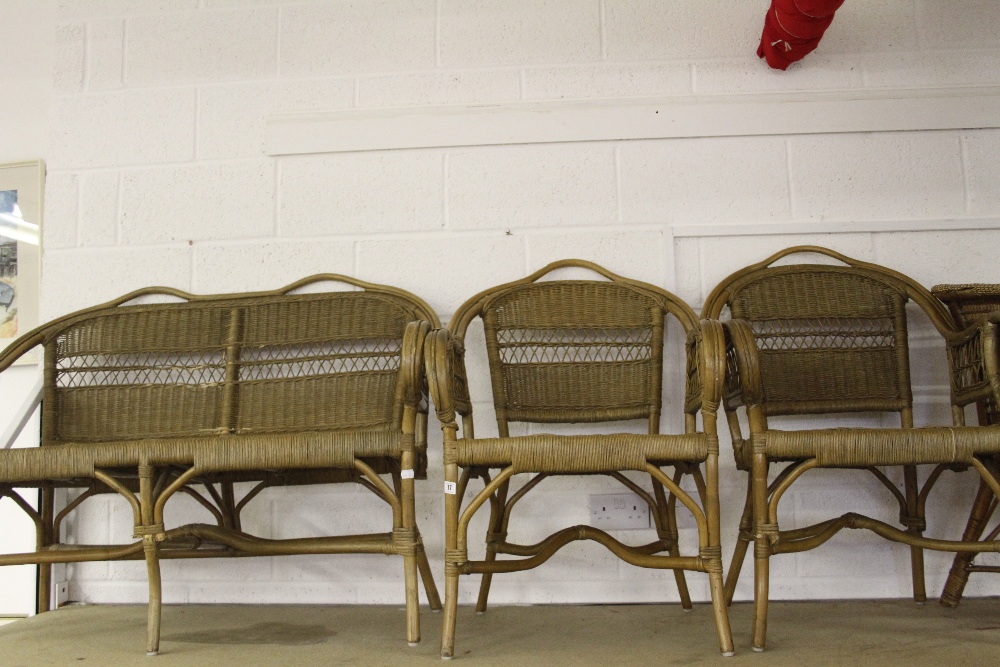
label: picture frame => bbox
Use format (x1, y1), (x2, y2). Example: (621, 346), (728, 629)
(0, 160), (44, 365)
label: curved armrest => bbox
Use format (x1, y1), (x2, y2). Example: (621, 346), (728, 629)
(685, 320), (726, 419)
(721, 319), (764, 409)
(945, 313), (1000, 412)
(399, 320), (432, 410)
(424, 328), (473, 432)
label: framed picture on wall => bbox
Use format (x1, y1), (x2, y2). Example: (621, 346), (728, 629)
(0, 160), (44, 365)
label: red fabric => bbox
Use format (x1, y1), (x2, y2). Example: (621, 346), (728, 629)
(758, 0), (846, 70)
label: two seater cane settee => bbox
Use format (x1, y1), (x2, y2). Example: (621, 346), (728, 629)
(0, 275), (441, 654)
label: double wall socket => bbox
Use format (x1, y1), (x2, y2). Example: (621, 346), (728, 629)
(588, 493), (650, 530)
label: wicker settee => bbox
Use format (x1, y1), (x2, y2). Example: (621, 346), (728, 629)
(0, 275), (441, 654)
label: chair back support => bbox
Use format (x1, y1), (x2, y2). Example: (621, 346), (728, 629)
(451, 260), (700, 434)
(481, 281), (665, 425)
(703, 247), (956, 419)
(727, 266), (912, 416)
(39, 278), (437, 445)
(932, 284), (1000, 426)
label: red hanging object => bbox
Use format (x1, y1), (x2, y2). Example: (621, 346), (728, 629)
(758, 0), (846, 70)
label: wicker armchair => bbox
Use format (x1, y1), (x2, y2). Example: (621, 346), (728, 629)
(701, 247), (1000, 651)
(933, 284), (1000, 606)
(425, 260), (735, 658)
(0, 275), (441, 653)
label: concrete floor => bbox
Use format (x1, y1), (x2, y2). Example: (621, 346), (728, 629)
(0, 599), (997, 666)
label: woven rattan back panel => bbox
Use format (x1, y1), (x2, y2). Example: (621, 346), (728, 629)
(728, 266), (912, 416)
(933, 284), (1000, 425)
(235, 294), (409, 434)
(480, 281), (664, 425)
(45, 291), (419, 444)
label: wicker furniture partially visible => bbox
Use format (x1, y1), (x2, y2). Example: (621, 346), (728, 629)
(425, 260), (735, 658)
(0, 275), (441, 654)
(701, 247), (1000, 651)
(933, 284), (1000, 606)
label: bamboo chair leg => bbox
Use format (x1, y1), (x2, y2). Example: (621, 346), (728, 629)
(441, 572), (460, 660)
(751, 453), (770, 652)
(940, 478), (997, 607)
(724, 482), (754, 606)
(703, 451), (734, 656)
(709, 566), (735, 656)
(404, 551), (420, 645)
(144, 538), (163, 656)
(416, 543), (443, 611)
(138, 465), (162, 656)
(655, 475), (692, 610)
(36, 486), (55, 614)
(476, 478), (509, 614)
(903, 465), (927, 604)
(441, 461), (461, 660)
(398, 445), (422, 646)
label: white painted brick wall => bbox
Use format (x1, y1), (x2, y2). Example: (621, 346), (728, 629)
(198, 79), (354, 160)
(619, 137), (791, 225)
(52, 22), (85, 93)
(50, 89), (197, 169)
(86, 19), (125, 91)
(439, 0), (601, 67)
(192, 240), (355, 294)
(789, 133), (966, 221)
(119, 161), (276, 244)
(448, 144), (618, 229)
(78, 171), (121, 247)
(26, 0), (1000, 609)
(280, 152), (445, 236)
(523, 63), (692, 100)
(126, 8), (278, 86)
(280, 1), (436, 76)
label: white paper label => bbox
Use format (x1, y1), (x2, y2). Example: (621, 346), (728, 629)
(400, 469), (415, 479)
(444, 481), (457, 494)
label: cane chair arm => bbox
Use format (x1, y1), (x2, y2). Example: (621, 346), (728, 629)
(424, 328), (473, 432)
(399, 321), (432, 410)
(720, 319), (764, 411)
(687, 320), (727, 419)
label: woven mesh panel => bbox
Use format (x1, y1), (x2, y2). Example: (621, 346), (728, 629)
(934, 285), (1000, 426)
(49, 292), (417, 443)
(482, 281), (660, 421)
(234, 294), (409, 433)
(53, 306), (230, 442)
(730, 268), (910, 413)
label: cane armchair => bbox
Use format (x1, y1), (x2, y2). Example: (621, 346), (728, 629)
(701, 246), (1000, 651)
(933, 284), (1000, 606)
(425, 260), (735, 658)
(0, 275), (441, 654)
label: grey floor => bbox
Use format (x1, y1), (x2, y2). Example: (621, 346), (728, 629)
(0, 599), (997, 666)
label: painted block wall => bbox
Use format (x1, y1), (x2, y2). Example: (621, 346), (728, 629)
(24, 0), (1000, 608)
(0, 0), (55, 615)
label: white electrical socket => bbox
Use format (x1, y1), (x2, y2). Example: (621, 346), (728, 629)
(589, 493), (650, 530)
